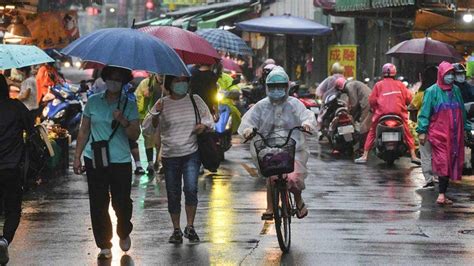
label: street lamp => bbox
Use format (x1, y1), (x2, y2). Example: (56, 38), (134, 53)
(463, 13), (473, 23)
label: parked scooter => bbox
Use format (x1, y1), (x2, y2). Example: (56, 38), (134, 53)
(42, 83), (83, 140)
(319, 91), (357, 154)
(289, 82), (321, 117)
(374, 115), (408, 165)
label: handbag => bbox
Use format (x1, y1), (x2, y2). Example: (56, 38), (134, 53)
(189, 94), (221, 170)
(90, 95), (128, 169)
(141, 111), (156, 137)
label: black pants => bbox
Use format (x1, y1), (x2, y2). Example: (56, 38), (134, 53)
(0, 168), (22, 244)
(439, 176), (450, 194)
(84, 158), (133, 249)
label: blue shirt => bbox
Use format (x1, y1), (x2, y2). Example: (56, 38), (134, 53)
(83, 91), (139, 163)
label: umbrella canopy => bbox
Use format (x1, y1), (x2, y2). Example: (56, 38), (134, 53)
(62, 28), (190, 76)
(221, 57), (242, 73)
(0, 44), (54, 70)
(138, 26), (220, 65)
(195, 29), (252, 56)
(236, 15), (332, 36)
(386, 37), (463, 64)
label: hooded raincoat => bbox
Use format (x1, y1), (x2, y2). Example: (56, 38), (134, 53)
(417, 61), (470, 180)
(238, 68), (317, 191)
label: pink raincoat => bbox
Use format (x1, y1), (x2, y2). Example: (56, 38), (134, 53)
(416, 62), (471, 180)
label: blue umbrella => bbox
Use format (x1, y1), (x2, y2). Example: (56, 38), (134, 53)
(236, 15), (332, 36)
(62, 28), (190, 76)
(0, 44), (54, 70)
(195, 29), (252, 56)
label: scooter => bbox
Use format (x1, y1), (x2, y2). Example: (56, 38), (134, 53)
(289, 82), (321, 117)
(375, 115), (408, 165)
(42, 83), (83, 140)
(319, 92), (357, 154)
(215, 82), (241, 161)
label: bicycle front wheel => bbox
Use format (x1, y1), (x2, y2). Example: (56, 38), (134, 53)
(273, 184), (291, 253)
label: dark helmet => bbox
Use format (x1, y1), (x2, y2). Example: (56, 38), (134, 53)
(452, 63), (466, 74)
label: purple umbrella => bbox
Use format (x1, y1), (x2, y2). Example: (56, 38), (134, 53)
(386, 37), (463, 64)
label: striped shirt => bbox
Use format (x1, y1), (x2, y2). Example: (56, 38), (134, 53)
(159, 94), (214, 158)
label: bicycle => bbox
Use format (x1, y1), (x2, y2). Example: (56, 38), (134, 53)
(245, 126), (311, 253)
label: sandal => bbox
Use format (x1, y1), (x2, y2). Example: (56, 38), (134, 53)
(296, 203), (308, 219)
(436, 198), (453, 205)
(261, 212), (273, 221)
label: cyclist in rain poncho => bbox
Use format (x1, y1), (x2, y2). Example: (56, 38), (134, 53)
(238, 66), (317, 220)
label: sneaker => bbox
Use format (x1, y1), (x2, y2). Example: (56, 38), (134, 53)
(97, 248), (112, 260)
(146, 165), (155, 176)
(184, 225), (200, 243)
(0, 238), (9, 265)
(169, 229), (183, 244)
(119, 236), (131, 252)
(420, 181), (435, 190)
(354, 157), (367, 164)
(134, 167), (145, 175)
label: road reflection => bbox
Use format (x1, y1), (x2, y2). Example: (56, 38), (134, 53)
(208, 177), (235, 265)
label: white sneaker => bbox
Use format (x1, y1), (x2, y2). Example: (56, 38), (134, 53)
(0, 238), (9, 265)
(97, 248), (112, 260)
(119, 236), (131, 252)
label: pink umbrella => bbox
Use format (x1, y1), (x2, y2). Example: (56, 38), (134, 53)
(221, 57), (242, 73)
(139, 26), (220, 65)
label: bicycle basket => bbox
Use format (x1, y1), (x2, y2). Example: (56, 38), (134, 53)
(254, 137), (296, 177)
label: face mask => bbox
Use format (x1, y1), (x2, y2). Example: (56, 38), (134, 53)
(267, 88), (286, 100)
(172, 82), (188, 96)
(106, 80), (122, 93)
(443, 74), (455, 85)
(455, 74), (466, 83)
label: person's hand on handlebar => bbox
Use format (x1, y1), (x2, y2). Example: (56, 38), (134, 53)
(243, 128), (254, 139)
(302, 123), (313, 134)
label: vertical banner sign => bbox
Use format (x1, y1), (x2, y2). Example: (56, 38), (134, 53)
(328, 45), (357, 78)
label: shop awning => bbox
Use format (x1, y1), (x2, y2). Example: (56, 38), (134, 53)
(197, 8), (250, 29)
(372, 0), (415, 9)
(150, 18), (174, 26)
(335, 0), (414, 12)
(236, 15), (332, 36)
(335, 0), (370, 12)
(167, 0), (252, 17)
(412, 10), (474, 47)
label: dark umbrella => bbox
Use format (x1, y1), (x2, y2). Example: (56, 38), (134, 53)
(386, 37), (463, 64)
(138, 26), (220, 65)
(195, 29), (253, 56)
(236, 15), (332, 36)
(62, 28), (190, 76)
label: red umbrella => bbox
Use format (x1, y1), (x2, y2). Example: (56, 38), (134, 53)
(386, 37), (463, 64)
(221, 57), (242, 73)
(139, 26), (220, 65)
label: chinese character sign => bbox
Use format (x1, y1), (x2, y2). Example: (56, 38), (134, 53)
(328, 45), (357, 78)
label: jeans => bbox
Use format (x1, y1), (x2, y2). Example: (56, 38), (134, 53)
(0, 168), (22, 244)
(420, 141), (434, 183)
(84, 158), (133, 249)
(162, 151), (200, 214)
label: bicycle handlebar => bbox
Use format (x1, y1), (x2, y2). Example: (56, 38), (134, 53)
(243, 126), (312, 147)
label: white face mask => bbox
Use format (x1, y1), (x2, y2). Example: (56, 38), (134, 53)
(106, 80), (122, 93)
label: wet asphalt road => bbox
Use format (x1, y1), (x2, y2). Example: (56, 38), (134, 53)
(3, 135), (474, 265)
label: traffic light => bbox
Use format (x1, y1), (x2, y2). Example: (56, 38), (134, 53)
(146, 0), (154, 11)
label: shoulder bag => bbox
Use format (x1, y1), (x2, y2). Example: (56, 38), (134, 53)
(189, 94), (221, 170)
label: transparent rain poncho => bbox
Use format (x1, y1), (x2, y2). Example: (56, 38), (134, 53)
(238, 96), (317, 190)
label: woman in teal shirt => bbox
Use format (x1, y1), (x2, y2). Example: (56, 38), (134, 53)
(73, 66), (140, 260)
